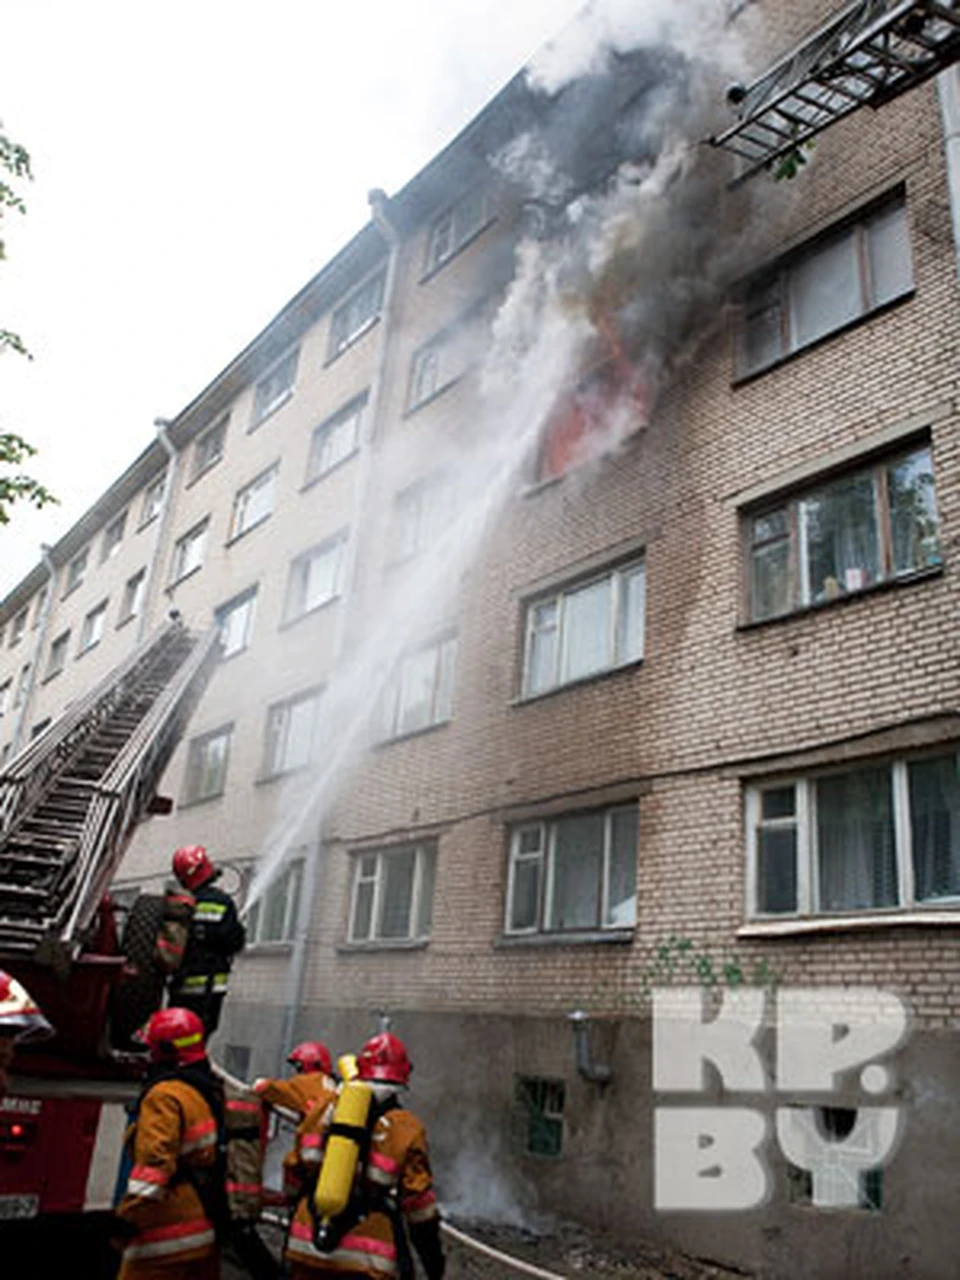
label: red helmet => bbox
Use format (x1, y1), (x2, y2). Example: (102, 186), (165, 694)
(356, 1032), (411, 1086)
(172, 845), (216, 890)
(139, 1007), (207, 1066)
(287, 1041), (333, 1076)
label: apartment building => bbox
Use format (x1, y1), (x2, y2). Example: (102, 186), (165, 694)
(1, 2), (959, 1274)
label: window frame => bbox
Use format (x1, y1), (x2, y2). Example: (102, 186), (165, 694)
(45, 629), (71, 680)
(425, 187), (493, 275)
(63, 548), (89, 598)
(252, 348), (299, 427)
(229, 462), (279, 542)
(745, 746), (960, 921)
(215, 585), (258, 659)
(170, 519), (209, 586)
(742, 440), (941, 624)
(100, 511), (127, 564)
(380, 634), (457, 740)
(346, 841), (437, 946)
(191, 415), (228, 482)
(328, 269), (386, 361)
(78, 600), (108, 655)
(261, 686), (324, 779)
(521, 558), (646, 699)
(245, 856), (304, 945)
(182, 724), (233, 805)
(305, 394), (365, 486)
(8, 609), (27, 648)
(118, 568), (147, 627)
(390, 473), (452, 565)
(504, 804), (639, 938)
(736, 190), (913, 380)
(283, 534), (346, 624)
(139, 475), (166, 529)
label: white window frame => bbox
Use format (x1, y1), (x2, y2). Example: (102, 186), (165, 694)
(119, 569), (146, 625)
(192, 415), (228, 480)
(252, 348), (299, 426)
(283, 535), (346, 622)
(215, 586), (257, 659)
(100, 511), (127, 563)
(328, 270), (386, 359)
(746, 748), (960, 920)
(505, 805), (639, 937)
(306, 395), (365, 484)
(64, 548), (89, 597)
(522, 559), (646, 698)
(347, 842), (437, 944)
(9, 609), (27, 648)
(171, 519), (209, 585)
(183, 725), (232, 804)
(381, 635), (457, 739)
(262, 687), (323, 778)
(391, 474), (452, 564)
(45, 630), (70, 679)
(78, 600), (108, 655)
(245, 857), (304, 944)
(230, 463), (278, 541)
(140, 475), (166, 528)
(425, 187), (492, 274)
(12, 664), (31, 711)
(31, 587), (48, 630)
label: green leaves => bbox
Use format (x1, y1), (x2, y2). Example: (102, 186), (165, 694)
(0, 433), (57, 525)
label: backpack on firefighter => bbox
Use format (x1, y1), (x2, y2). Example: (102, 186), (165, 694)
(154, 881), (196, 976)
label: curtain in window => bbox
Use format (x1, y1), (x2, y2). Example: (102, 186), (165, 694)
(549, 814), (603, 929)
(909, 754), (960, 901)
(817, 768), (896, 911)
(802, 473), (879, 602)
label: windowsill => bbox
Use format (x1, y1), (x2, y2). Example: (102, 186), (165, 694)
(300, 449), (359, 493)
(185, 457), (223, 490)
(278, 595), (340, 631)
(168, 565), (204, 591)
(249, 388), (294, 432)
(116, 613), (138, 631)
(255, 765), (310, 786)
(324, 315), (381, 367)
(418, 217), (497, 284)
(177, 791), (226, 810)
(496, 927), (634, 948)
(739, 909), (960, 938)
(337, 938), (430, 954)
(403, 375), (461, 418)
(137, 513), (160, 533)
(513, 658), (644, 707)
(41, 669), (63, 686)
(374, 719), (451, 749)
(239, 941), (294, 957)
(738, 564), (944, 632)
(61, 582), (85, 601)
(225, 513), (272, 548)
(76, 642), (101, 660)
(732, 289), (915, 388)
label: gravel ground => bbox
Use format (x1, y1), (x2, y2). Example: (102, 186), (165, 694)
(222, 1217), (751, 1279)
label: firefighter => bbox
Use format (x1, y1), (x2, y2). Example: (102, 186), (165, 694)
(254, 1041), (338, 1204)
(285, 1031), (446, 1280)
(115, 1007), (225, 1279)
(0, 969), (52, 1096)
(168, 845), (246, 1035)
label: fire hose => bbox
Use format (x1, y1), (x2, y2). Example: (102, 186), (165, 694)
(440, 1220), (569, 1280)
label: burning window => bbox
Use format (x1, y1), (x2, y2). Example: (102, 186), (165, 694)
(347, 842), (437, 945)
(745, 441), (940, 623)
(536, 359), (648, 483)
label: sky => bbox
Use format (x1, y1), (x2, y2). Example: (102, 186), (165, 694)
(0, 0), (595, 597)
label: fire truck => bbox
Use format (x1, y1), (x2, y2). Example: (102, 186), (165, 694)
(0, 617), (220, 1264)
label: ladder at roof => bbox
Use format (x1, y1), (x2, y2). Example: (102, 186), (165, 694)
(711, 0), (960, 180)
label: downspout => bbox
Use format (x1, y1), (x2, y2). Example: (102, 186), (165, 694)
(136, 419), (180, 644)
(9, 544), (57, 756)
(277, 192), (402, 1071)
(568, 1010), (613, 1087)
(938, 67), (960, 280)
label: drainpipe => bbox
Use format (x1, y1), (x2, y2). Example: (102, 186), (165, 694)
(568, 1010), (612, 1087)
(938, 67), (960, 280)
(278, 192), (403, 1071)
(136, 419), (180, 643)
(9, 544), (57, 757)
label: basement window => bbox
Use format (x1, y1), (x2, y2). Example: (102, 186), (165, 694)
(347, 842), (436, 945)
(745, 441), (941, 623)
(514, 1077), (565, 1158)
(747, 746), (960, 919)
(506, 805), (638, 936)
(785, 1107), (883, 1211)
(737, 190), (912, 379)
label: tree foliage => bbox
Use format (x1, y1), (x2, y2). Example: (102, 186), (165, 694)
(1, 121), (56, 524)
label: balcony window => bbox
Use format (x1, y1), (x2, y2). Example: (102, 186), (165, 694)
(348, 842), (437, 944)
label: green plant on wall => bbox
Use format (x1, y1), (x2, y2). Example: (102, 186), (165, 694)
(639, 935), (781, 997)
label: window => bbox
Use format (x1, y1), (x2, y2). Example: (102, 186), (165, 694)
(182, 725), (232, 804)
(747, 747), (960, 918)
(246, 857), (304, 943)
(328, 270), (385, 359)
(9, 609), (27, 648)
(12, 664), (31, 711)
(78, 600), (108, 654)
(192, 416), (227, 480)
(31, 587), (48, 630)
(140, 475), (166, 527)
(738, 193), (913, 378)
(347, 842), (437, 944)
(253, 348), (299, 425)
(306, 395), (365, 484)
(283, 536), (346, 622)
(263, 688), (323, 777)
(64, 549), (88, 597)
(391, 475), (452, 563)
(407, 323), (477, 410)
(537, 360), (646, 483)
(100, 511), (127, 563)
(522, 559), (645, 698)
(514, 1077), (565, 1157)
(45, 630), (70, 679)
(171, 520), (209, 585)
(215, 586), (257, 659)
(0, 681), (9, 717)
(230, 464), (278, 540)
(119, 569), (146, 625)
(746, 442), (941, 623)
(506, 805), (638, 936)
(381, 635), (457, 739)
(426, 187), (492, 274)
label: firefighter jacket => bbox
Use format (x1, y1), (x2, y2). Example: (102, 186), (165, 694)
(253, 1071), (338, 1200)
(116, 1071), (220, 1276)
(170, 882), (245, 1000)
(286, 1090), (444, 1279)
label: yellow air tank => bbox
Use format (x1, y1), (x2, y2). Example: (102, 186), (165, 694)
(337, 1052), (358, 1083)
(312, 1078), (372, 1245)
